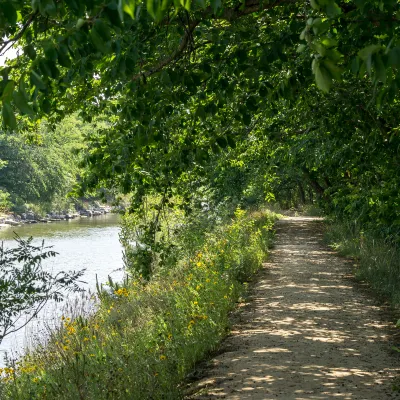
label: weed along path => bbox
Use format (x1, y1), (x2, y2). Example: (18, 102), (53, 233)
(186, 217), (400, 399)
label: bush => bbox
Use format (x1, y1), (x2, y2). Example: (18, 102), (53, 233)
(0, 190), (11, 213)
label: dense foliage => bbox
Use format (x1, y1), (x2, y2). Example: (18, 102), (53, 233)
(0, 0), (398, 238)
(0, 114), (113, 213)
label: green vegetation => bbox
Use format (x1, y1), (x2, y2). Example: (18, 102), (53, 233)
(0, 0), (398, 236)
(0, 0), (400, 397)
(326, 221), (400, 306)
(0, 114), (116, 214)
(0, 208), (276, 399)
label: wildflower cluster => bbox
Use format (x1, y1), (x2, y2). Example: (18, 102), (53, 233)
(114, 287), (129, 297)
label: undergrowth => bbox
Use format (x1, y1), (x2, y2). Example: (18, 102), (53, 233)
(325, 221), (400, 306)
(0, 208), (277, 399)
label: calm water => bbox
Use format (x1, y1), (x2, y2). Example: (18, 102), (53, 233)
(0, 214), (124, 365)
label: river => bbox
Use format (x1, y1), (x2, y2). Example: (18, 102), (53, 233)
(0, 213), (124, 366)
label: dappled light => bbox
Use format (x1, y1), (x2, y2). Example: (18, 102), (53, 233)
(188, 217), (400, 399)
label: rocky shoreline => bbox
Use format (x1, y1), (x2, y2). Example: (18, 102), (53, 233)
(0, 206), (115, 228)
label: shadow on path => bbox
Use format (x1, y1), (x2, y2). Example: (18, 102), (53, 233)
(186, 217), (400, 399)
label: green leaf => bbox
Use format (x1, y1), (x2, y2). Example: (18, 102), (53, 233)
(19, 76), (28, 96)
(322, 59), (342, 80)
(94, 19), (112, 42)
(57, 45), (71, 68)
(119, 0), (136, 19)
(358, 60), (367, 77)
(351, 56), (360, 74)
(321, 37), (338, 48)
(31, 0), (39, 12)
(43, 40), (57, 61)
(39, 59), (54, 78)
(310, 0), (320, 10)
(39, 0), (57, 17)
(325, 48), (342, 62)
(388, 47), (400, 67)
(180, 0), (191, 11)
(1, 81), (15, 102)
(90, 28), (109, 53)
(297, 44), (306, 53)
(312, 18), (330, 35)
(30, 71), (46, 90)
(358, 44), (381, 61)
(23, 44), (36, 60)
(373, 53), (386, 83)
(299, 28), (308, 41)
(76, 18), (86, 29)
(2, 102), (17, 129)
(13, 91), (34, 115)
(2, 2), (17, 25)
(313, 42), (326, 57)
(315, 63), (332, 92)
(325, 1), (341, 18)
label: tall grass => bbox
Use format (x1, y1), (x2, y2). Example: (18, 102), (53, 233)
(0, 208), (277, 399)
(325, 221), (400, 306)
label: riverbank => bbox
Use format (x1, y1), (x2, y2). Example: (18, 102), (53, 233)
(0, 209), (277, 399)
(0, 206), (119, 229)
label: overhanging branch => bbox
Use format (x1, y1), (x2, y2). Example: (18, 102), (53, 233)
(0, 11), (38, 57)
(132, 0), (291, 82)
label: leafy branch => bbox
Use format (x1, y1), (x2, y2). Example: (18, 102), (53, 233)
(0, 11), (39, 57)
(0, 236), (85, 345)
(132, 0), (291, 81)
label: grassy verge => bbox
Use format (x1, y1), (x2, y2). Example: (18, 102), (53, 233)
(1, 208), (277, 399)
(325, 221), (400, 306)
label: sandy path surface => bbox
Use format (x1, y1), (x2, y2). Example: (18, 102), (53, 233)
(186, 217), (400, 399)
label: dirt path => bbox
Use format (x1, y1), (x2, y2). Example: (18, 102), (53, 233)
(187, 217), (400, 399)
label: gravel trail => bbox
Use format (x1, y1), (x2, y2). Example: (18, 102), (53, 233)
(187, 217), (400, 399)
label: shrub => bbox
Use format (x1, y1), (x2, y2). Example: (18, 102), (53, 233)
(0, 190), (11, 213)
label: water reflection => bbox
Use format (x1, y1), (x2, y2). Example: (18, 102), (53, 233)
(0, 214), (124, 365)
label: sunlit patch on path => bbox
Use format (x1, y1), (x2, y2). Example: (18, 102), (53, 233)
(186, 217), (400, 399)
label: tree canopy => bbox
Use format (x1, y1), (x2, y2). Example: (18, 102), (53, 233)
(0, 0), (399, 236)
